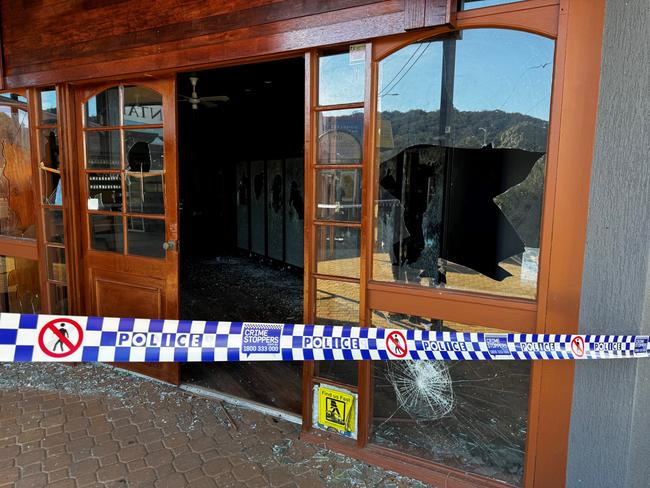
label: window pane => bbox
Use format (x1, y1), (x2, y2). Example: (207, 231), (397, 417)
(316, 226), (360, 278)
(39, 129), (63, 205)
(88, 173), (122, 212)
(316, 169), (362, 222)
(374, 29), (554, 299)
(46, 246), (67, 283)
(0, 104), (35, 239)
(90, 214), (124, 253)
(39, 129), (60, 168)
(315, 279), (360, 386)
(0, 93), (27, 104)
(0, 256), (41, 313)
(126, 174), (164, 214)
(85, 130), (121, 169)
(44, 210), (65, 244)
(371, 311), (529, 486)
(461, 0), (524, 10)
(127, 217), (165, 259)
(39, 89), (57, 125)
(315, 279), (359, 327)
(49, 284), (68, 314)
(84, 87), (120, 127)
(123, 86), (163, 125)
(125, 128), (164, 171)
(317, 109), (364, 164)
(315, 361), (358, 386)
(319, 49), (365, 106)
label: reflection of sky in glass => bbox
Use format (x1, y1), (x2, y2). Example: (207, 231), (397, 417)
(0, 106), (29, 129)
(379, 29), (554, 121)
(87, 98), (97, 120)
(319, 52), (365, 105)
(41, 90), (57, 113)
(463, 0), (524, 9)
(0, 93), (27, 104)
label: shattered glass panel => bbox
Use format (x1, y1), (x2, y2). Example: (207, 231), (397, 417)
(39, 129), (62, 205)
(0, 103), (35, 239)
(374, 29), (554, 299)
(124, 128), (164, 171)
(371, 311), (529, 486)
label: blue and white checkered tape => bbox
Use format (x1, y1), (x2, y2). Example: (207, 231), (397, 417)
(0, 313), (647, 362)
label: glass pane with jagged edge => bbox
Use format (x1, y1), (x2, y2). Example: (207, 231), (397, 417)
(371, 310), (529, 486)
(374, 29), (554, 299)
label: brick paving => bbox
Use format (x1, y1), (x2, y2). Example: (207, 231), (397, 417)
(0, 363), (429, 488)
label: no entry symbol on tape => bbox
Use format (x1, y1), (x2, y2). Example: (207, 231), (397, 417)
(38, 318), (84, 358)
(571, 336), (585, 358)
(386, 330), (408, 358)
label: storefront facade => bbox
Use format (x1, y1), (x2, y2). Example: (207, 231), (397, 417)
(2, 1), (644, 487)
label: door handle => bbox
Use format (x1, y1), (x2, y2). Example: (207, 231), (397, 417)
(162, 240), (178, 251)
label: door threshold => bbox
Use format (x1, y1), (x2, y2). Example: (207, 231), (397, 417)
(179, 383), (302, 425)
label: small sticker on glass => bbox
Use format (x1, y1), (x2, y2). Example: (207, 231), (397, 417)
(349, 44), (366, 65)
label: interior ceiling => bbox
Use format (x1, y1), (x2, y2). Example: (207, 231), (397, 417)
(177, 57), (304, 105)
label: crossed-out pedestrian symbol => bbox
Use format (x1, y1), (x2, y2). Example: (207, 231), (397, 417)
(38, 318), (84, 358)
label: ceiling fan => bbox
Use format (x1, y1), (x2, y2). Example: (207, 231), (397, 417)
(179, 76), (229, 109)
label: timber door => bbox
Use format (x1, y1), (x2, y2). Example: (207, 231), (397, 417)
(76, 79), (180, 383)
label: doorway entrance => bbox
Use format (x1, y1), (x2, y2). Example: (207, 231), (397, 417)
(177, 58), (305, 414)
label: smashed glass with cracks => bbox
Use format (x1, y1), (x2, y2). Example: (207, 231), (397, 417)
(372, 310), (529, 485)
(374, 29), (554, 299)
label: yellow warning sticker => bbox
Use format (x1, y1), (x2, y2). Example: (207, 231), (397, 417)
(317, 386), (355, 434)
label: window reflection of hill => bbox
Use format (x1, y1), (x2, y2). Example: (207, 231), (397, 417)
(379, 108), (549, 162)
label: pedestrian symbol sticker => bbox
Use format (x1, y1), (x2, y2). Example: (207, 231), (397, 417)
(386, 330), (408, 358)
(38, 318), (83, 358)
(317, 385), (356, 436)
(325, 397), (346, 425)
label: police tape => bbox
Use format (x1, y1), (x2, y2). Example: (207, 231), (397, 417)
(0, 313), (646, 362)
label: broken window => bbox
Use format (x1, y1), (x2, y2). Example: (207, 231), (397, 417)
(371, 310), (530, 486)
(373, 29), (554, 299)
(0, 96), (35, 239)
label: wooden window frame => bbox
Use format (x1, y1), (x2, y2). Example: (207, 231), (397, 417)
(301, 1), (607, 487)
(26, 85), (76, 315)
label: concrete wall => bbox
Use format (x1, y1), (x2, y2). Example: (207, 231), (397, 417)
(566, 1), (650, 486)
